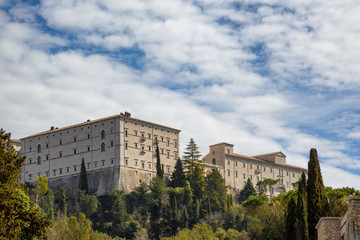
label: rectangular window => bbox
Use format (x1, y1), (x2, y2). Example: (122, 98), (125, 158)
(46, 143), (49, 148)
(270, 168), (273, 173)
(88, 134), (90, 139)
(59, 140), (62, 145)
(235, 162), (238, 167)
(29, 174), (32, 180)
(167, 139), (170, 146)
(135, 143), (138, 148)
(167, 166), (171, 174)
(135, 160), (138, 166)
(66, 167), (70, 173)
(74, 165), (77, 172)
(167, 151), (170, 158)
(29, 147), (32, 152)
(29, 158), (32, 164)
(142, 162), (145, 169)
(74, 149), (77, 155)
(227, 170), (230, 176)
(228, 160), (230, 165)
(46, 155), (49, 160)
(134, 130), (137, 136)
(102, 160), (105, 166)
(88, 146), (90, 152)
(94, 161), (98, 168)
(264, 167), (266, 172)
(250, 175), (253, 180)
(125, 129), (128, 137)
(243, 174), (246, 179)
(235, 171), (238, 178)
(53, 169), (56, 176)
(161, 149), (164, 154)
(59, 168), (63, 175)
(87, 163), (91, 169)
(59, 152), (62, 157)
(257, 176), (259, 181)
(74, 137), (77, 142)
(148, 162), (152, 169)
(148, 146), (151, 151)
(125, 158), (128, 165)
(110, 158), (114, 164)
(46, 171), (49, 177)
(111, 141), (114, 147)
(125, 142), (128, 150)
(243, 163), (246, 168)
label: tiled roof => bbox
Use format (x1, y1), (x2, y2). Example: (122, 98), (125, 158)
(21, 114), (180, 139)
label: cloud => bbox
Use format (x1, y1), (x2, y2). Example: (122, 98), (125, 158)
(0, 0), (360, 190)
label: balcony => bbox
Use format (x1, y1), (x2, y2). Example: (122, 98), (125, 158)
(140, 136), (146, 142)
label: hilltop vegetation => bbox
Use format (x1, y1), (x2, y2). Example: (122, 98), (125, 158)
(1, 130), (360, 240)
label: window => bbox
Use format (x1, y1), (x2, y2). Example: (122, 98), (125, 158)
(94, 161), (98, 168)
(228, 161), (230, 165)
(37, 156), (41, 165)
(88, 146), (90, 152)
(250, 175), (253, 180)
(29, 158), (32, 164)
(125, 129), (128, 137)
(125, 142), (128, 150)
(111, 158), (114, 164)
(88, 134), (90, 139)
(53, 169), (56, 176)
(257, 165), (260, 170)
(74, 165), (77, 172)
(59, 168), (63, 175)
(236, 162), (238, 167)
(161, 149), (164, 154)
(59, 152), (62, 157)
(166, 166), (170, 174)
(66, 167), (70, 173)
(148, 133), (151, 139)
(155, 136), (158, 141)
(243, 174), (246, 179)
(87, 163), (91, 169)
(167, 151), (170, 158)
(74, 137), (77, 142)
(235, 171), (238, 178)
(110, 128), (113, 134)
(142, 162), (145, 169)
(37, 144), (41, 153)
(74, 149), (77, 155)
(167, 139), (170, 146)
(212, 158), (216, 164)
(111, 141), (114, 147)
(101, 130), (105, 139)
(141, 145), (145, 151)
(148, 163), (152, 169)
(227, 170), (230, 176)
(287, 171), (289, 176)
(227, 149), (230, 154)
(46, 155), (49, 160)
(135, 171), (138, 176)
(174, 140), (177, 147)
(101, 143), (105, 152)
(29, 147), (32, 152)
(212, 151), (215, 155)
(264, 167), (266, 172)
(29, 174), (32, 181)
(135, 160), (138, 166)
(161, 136), (164, 142)
(293, 173), (295, 177)
(141, 132), (145, 138)
(148, 146), (151, 151)
(102, 160), (105, 166)
(46, 171), (49, 177)
(125, 158), (128, 165)
(135, 143), (138, 148)
(257, 176), (259, 181)
(46, 143), (49, 148)
(134, 130), (137, 136)
(243, 163), (246, 168)
(270, 168), (273, 173)
(250, 164), (252, 169)
(59, 140), (62, 145)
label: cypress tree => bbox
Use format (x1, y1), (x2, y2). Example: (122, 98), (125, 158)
(79, 158), (89, 193)
(307, 148), (327, 240)
(238, 178), (256, 203)
(170, 158), (186, 188)
(156, 142), (164, 179)
(297, 172), (309, 240)
(60, 187), (67, 217)
(286, 197), (297, 240)
(183, 206), (189, 228)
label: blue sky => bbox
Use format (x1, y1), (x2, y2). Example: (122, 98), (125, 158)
(1, 0), (360, 188)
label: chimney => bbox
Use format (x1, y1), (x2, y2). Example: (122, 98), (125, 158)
(124, 111), (131, 117)
(50, 126), (55, 130)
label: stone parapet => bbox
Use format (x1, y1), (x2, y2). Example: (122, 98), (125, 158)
(316, 217), (341, 240)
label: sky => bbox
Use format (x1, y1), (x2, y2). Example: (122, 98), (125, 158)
(1, 0), (360, 189)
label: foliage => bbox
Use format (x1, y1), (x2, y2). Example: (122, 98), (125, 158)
(187, 163), (205, 201)
(0, 129), (51, 239)
(48, 212), (123, 240)
(307, 148), (327, 240)
(297, 172), (309, 240)
(256, 178), (279, 196)
(148, 176), (166, 239)
(238, 179), (256, 203)
(223, 205), (247, 232)
(170, 158), (186, 188)
(242, 195), (268, 209)
(79, 158), (89, 194)
(205, 168), (227, 212)
(326, 186), (360, 217)
(183, 138), (202, 174)
(79, 190), (98, 218)
(285, 197), (297, 240)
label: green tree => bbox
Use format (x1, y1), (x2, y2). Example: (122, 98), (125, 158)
(59, 187), (67, 217)
(187, 163), (205, 201)
(170, 158), (186, 188)
(285, 197), (297, 240)
(205, 168), (227, 212)
(0, 129), (51, 239)
(238, 179), (256, 203)
(79, 158), (89, 194)
(326, 186), (360, 217)
(148, 176), (166, 239)
(307, 148), (327, 240)
(156, 142), (164, 179)
(297, 172), (309, 240)
(79, 190), (98, 218)
(183, 138), (202, 174)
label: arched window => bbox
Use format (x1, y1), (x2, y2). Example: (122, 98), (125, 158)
(37, 144), (41, 153)
(101, 143), (105, 152)
(37, 156), (41, 165)
(101, 130), (105, 139)
(212, 158), (216, 164)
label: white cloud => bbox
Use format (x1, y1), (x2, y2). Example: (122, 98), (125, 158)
(0, 0), (360, 190)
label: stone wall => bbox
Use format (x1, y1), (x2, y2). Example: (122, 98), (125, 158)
(316, 217), (341, 240)
(48, 166), (120, 196)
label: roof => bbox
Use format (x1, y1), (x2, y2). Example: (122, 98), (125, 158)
(21, 114), (181, 139)
(227, 153), (307, 171)
(11, 139), (21, 143)
(209, 142), (234, 147)
(252, 151), (286, 158)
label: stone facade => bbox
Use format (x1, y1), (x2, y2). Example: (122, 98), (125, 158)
(19, 112), (180, 195)
(203, 142), (307, 197)
(316, 197), (360, 240)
